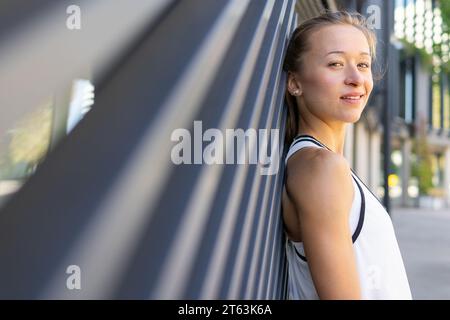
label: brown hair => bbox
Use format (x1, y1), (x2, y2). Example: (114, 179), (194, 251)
(282, 10), (378, 146)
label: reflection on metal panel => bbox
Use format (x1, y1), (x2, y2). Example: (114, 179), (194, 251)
(0, 0), (329, 299)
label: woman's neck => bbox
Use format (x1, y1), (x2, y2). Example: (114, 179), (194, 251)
(296, 126), (347, 155)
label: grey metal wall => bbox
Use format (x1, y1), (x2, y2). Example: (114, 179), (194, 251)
(0, 0), (304, 299)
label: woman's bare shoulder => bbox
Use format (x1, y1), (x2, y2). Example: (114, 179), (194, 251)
(286, 147), (350, 180)
(285, 147), (353, 218)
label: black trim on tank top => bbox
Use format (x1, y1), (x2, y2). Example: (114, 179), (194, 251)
(292, 135), (386, 210)
(293, 244), (307, 262)
(351, 176), (365, 242)
(292, 134), (331, 150)
(287, 136), (366, 262)
(350, 168), (386, 210)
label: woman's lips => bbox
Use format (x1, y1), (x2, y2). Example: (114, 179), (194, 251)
(340, 95), (364, 104)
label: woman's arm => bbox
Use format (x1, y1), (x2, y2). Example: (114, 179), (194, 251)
(286, 148), (360, 299)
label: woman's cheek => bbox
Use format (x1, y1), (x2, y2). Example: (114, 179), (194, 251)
(317, 71), (340, 85)
(365, 77), (374, 93)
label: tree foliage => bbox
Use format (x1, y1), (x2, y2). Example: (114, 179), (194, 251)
(411, 118), (434, 195)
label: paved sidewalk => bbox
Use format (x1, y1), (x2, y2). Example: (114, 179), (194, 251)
(391, 207), (450, 300)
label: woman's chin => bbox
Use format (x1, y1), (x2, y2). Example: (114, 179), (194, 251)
(340, 110), (363, 123)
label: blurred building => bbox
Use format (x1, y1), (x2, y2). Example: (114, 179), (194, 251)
(331, 0), (450, 210)
(390, 0), (450, 210)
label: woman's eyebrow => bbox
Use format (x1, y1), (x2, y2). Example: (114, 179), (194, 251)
(325, 50), (370, 57)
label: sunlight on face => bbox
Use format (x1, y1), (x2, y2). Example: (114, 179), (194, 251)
(297, 24), (374, 125)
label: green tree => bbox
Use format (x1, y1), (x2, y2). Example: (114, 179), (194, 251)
(411, 117), (433, 195)
(440, 0), (450, 32)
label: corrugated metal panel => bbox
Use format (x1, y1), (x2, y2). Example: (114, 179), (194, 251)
(0, 0), (330, 299)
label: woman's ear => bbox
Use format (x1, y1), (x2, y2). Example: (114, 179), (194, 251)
(287, 71), (302, 96)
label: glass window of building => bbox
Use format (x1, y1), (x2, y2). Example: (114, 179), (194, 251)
(444, 76), (450, 130)
(0, 80), (95, 209)
(402, 57), (415, 123)
(432, 73), (442, 129)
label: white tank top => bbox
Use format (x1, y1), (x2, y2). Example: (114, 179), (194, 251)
(284, 135), (412, 300)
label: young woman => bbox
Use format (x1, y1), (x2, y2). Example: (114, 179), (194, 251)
(282, 10), (412, 300)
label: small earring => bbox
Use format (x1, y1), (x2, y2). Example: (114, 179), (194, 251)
(293, 90), (300, 96)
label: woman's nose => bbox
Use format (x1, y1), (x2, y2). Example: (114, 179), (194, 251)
(344, 66), (364, 86)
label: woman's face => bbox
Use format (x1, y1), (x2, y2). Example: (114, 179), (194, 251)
(292, 24), (374, 125)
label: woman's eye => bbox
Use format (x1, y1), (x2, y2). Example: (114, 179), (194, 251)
(328, 62), (371, 69)
(328, 62), (343, 67)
